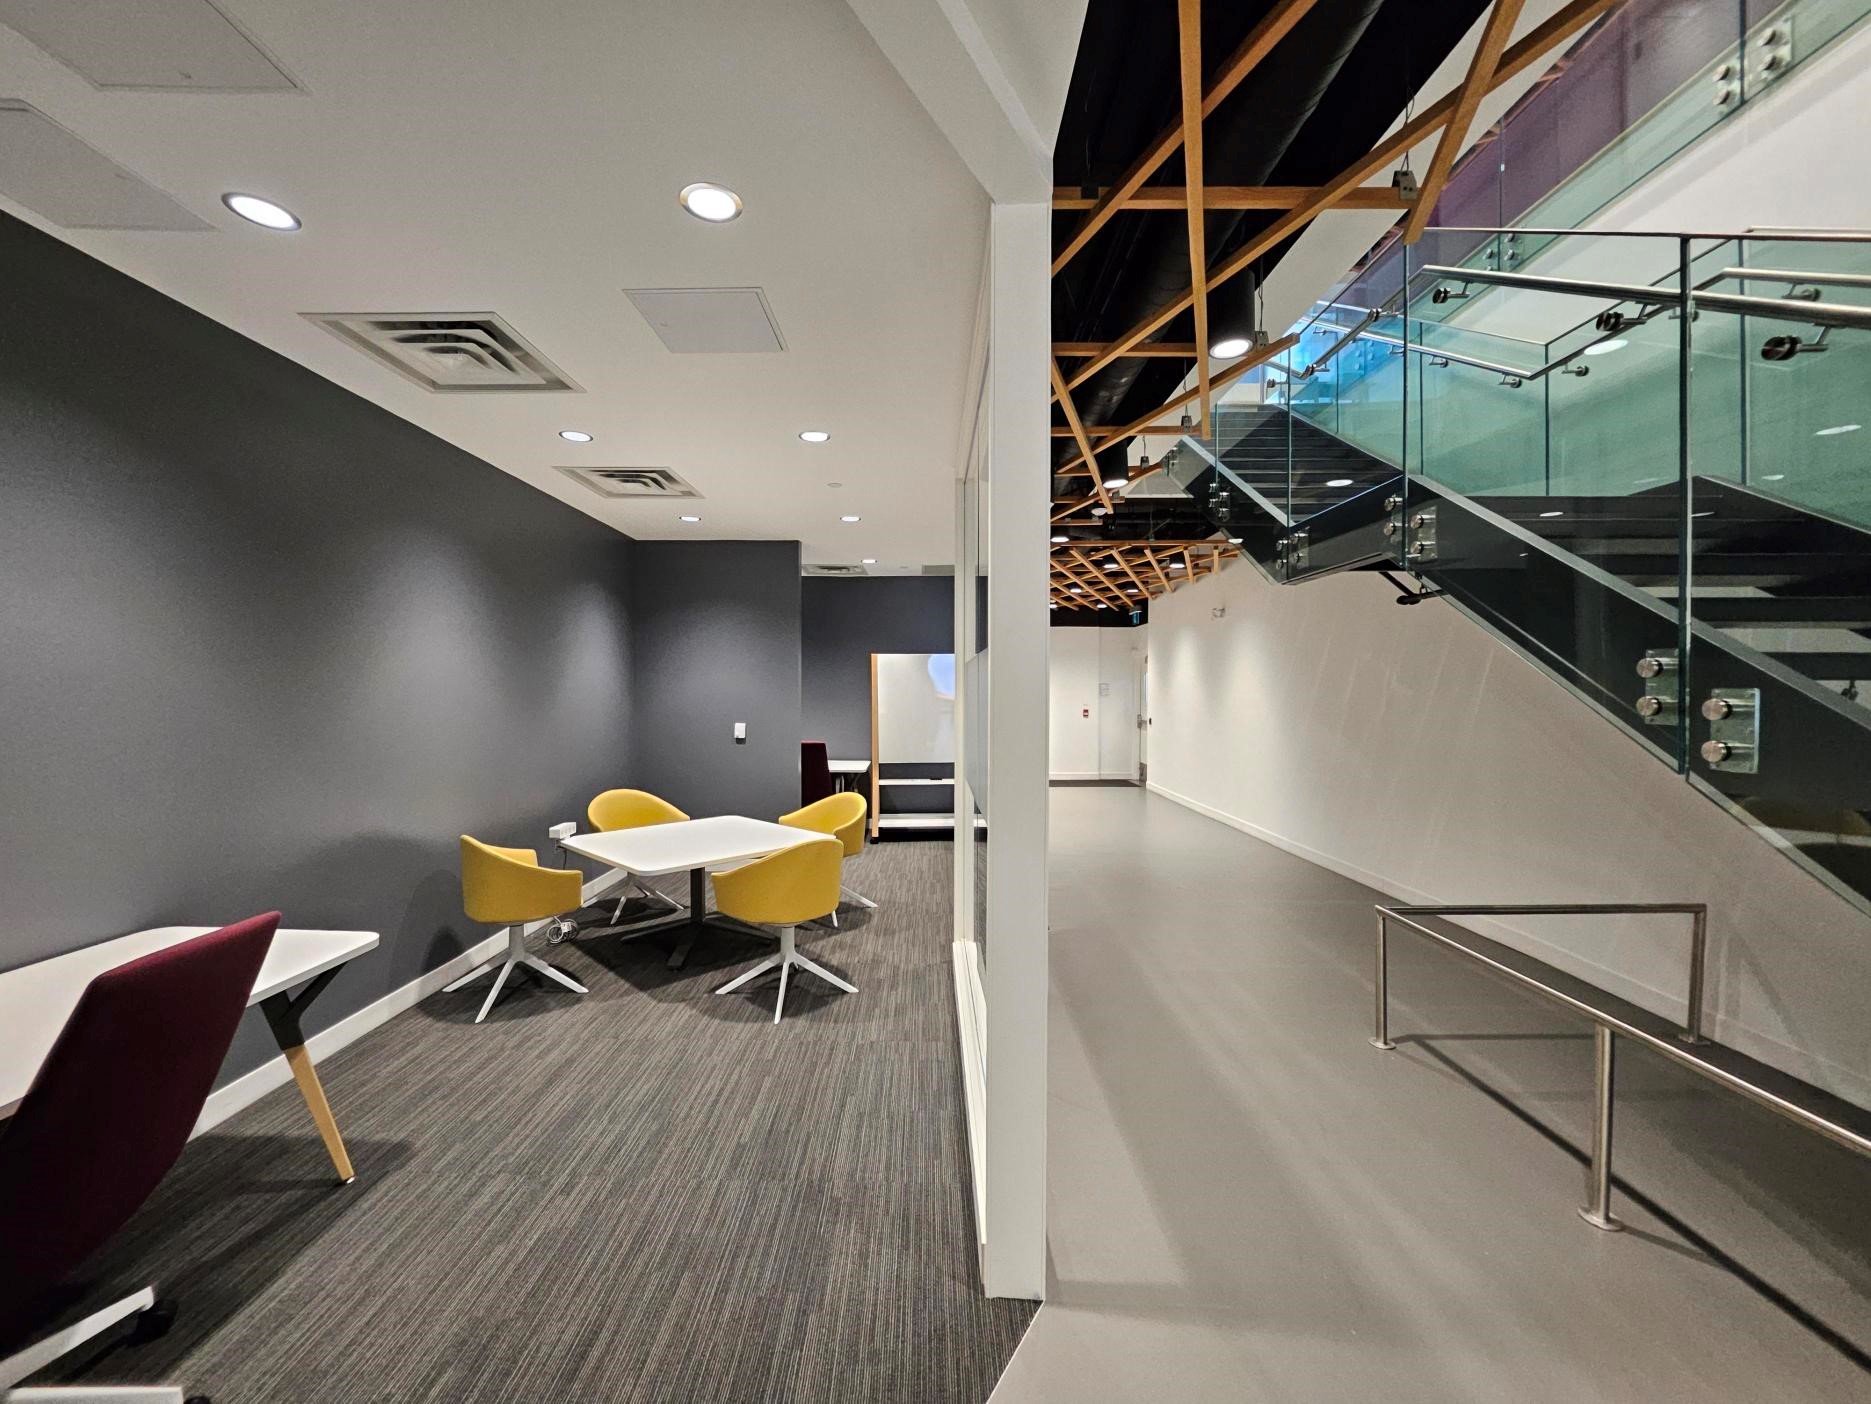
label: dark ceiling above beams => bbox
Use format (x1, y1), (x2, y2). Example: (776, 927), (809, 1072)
(1047, 0), (1494, 608)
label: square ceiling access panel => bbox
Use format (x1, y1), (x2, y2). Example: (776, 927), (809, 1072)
(625, 287), (786, 354)
(0, 0), (298, 91)
(0, 102), (210, 229)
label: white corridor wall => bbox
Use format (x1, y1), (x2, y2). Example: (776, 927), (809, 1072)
(1145, 561), (1871, 1108)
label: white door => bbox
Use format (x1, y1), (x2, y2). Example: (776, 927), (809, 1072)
(1096, 631), (1142, 781)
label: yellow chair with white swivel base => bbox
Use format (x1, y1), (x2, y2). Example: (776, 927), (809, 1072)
(449, 836), (589, 1023)
(712, 837), (855, 1024)
(778, 792), (876, 925)
(587, 788), (689, 923)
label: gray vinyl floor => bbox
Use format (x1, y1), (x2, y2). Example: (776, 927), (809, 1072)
(991, 786), (1871, 1403)
(43, 840), (1032, 1403)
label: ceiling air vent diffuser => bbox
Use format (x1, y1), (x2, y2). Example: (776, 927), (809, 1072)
(304, 312), (579, 393)
(558, 467), (700, 500)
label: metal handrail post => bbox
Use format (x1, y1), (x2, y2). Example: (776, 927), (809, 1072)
(1682, 906), (1709, 1046)
(1371, 911), (1394, 1050)
(1578, 1025), (1624, 1232)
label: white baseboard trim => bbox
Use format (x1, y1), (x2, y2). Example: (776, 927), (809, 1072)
(195, 866), (633, 1136)
(1145, 780), (1440, 905)
(192, 930), (508, 1137)
(1145, 779), (1871, 1109)
(951, 940), (989, 1251)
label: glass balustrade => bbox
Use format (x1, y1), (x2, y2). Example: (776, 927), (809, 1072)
(1178, 226), (1871, 911)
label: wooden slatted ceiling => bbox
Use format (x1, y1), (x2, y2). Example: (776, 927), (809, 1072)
(1048, 1), (1614, 610)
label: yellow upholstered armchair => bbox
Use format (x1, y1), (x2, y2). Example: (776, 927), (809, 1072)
(449, 836), (589, 1023)
(586, 788), (690, 923)
(778, 793), (876, 923)
(712, 837), (855, 1024)
(588, 788), (688, 832)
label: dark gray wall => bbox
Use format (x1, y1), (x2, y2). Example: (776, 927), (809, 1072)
(801, 576), (954, 758)
(629, 541), (803, 820)
(0, 212), (636, 1081)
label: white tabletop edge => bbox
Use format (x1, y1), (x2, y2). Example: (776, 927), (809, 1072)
(561, 817), (830, 876)
(0, 927), (379, 1119)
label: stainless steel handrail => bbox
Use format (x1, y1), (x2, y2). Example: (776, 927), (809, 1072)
(1299, 308), (1383, 378)
(1372, 901), (1871, 1232)
(1427, 225), (1871, 242)
(1418, 264), (1685, 307)
(1419, 263), (1871, 336)
(1717, 266), (1871, 292)
(1695, 289), (1871, 332)
(1357, 331), (1536, 383)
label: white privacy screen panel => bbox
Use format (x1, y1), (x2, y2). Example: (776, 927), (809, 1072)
(875, 652), (956, 764)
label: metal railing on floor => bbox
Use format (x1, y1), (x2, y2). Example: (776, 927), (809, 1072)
(1370, 902), (1871, 1232)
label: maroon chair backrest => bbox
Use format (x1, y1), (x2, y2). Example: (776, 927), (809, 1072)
(0, 913), (279, 1342)
(800, 740), (834, 806)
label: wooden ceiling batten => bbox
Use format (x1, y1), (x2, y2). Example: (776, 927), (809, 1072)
(1178, 0), (1212, 439)
(1050, 184), (1412, 211)
(1050, 0), (1324, 275)
(1054, 0), (1621, 397)
(1402, 0), (1528, 244)
(1051, 357), (1116, 512)
(1051, 333), (1295, 509)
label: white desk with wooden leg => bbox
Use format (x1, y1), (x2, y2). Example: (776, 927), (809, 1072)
(0, 926), (378, 1184)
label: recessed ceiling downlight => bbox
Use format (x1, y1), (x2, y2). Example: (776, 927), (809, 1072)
(1210, 336), (1251, 359)
(222, 192), (299, 230)
(799, 430), (830, 443)
(861, 558), (877, 565)
(1816, 423), (1862, 437)
(678, 514), (701, 523)
(1326, 478), (1354, 488)
(1103, 475), (1127, 489)
(679, 182), (743, 223)
(1050, 534), (1069, 544)
(1584, 338), (1628, 357)
(559, 429), (593, 443)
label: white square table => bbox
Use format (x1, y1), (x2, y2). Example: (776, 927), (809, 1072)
(561, 816), (823, 968)
(0, 926), (378, 1183)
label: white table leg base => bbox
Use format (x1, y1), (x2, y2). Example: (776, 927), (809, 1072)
(713, 926), (857, 1024)
(611, 881), (684, 926)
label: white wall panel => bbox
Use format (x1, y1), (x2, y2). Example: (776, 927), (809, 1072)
(1147, 561), (1871, 1107)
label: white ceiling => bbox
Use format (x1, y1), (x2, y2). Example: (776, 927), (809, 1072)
(0, 0), (992, 568)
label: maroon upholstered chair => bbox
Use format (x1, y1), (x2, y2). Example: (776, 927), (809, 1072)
(0, 912), (280, 1400)
(800, 740), (835, 807)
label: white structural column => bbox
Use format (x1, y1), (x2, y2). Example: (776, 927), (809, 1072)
(983, 199), (1051, 1299)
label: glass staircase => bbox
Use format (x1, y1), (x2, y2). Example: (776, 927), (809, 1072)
(1182, 227), (1871, 911)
